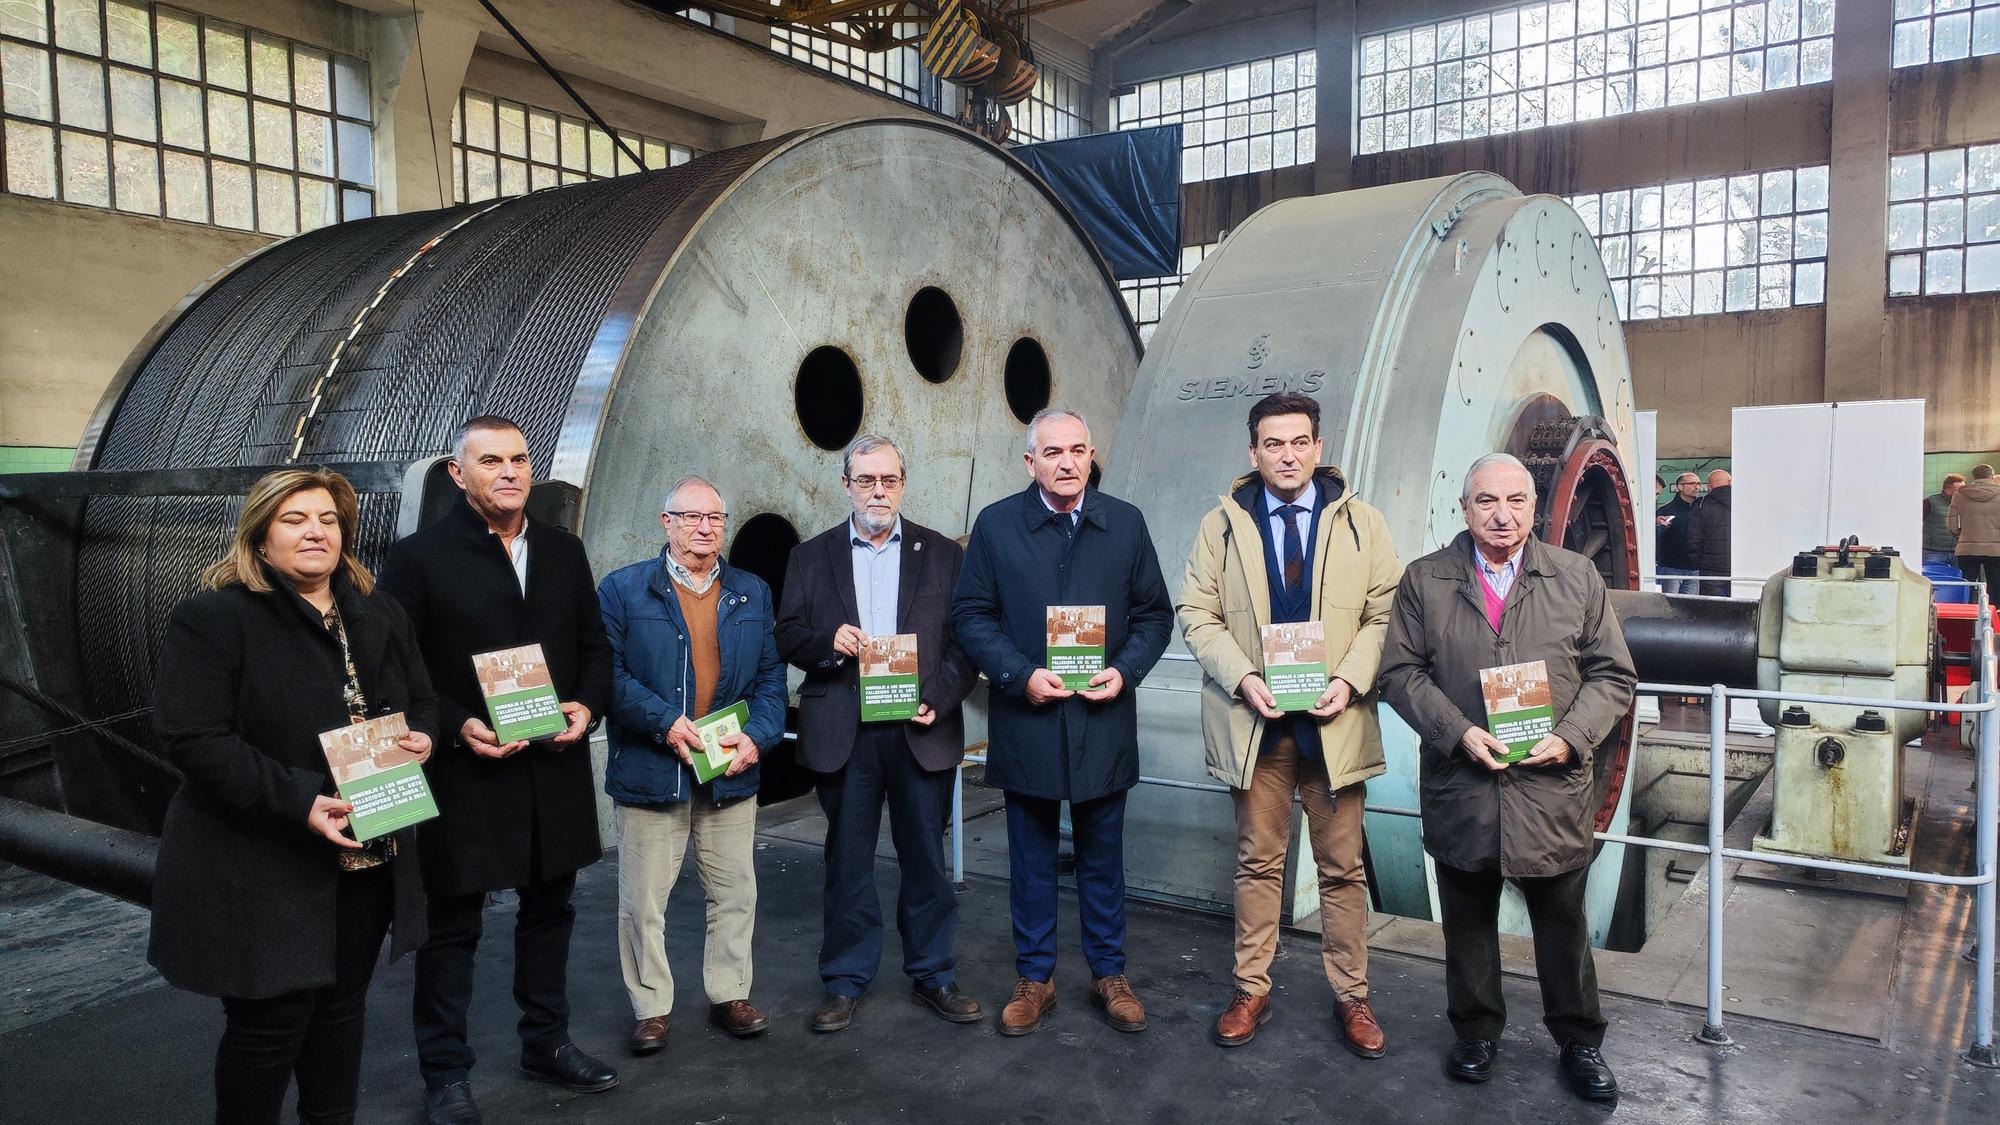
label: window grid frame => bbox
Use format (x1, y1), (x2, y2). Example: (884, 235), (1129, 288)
(1887, 141), (2000, 296)
(1118, 243), (1218, 341)
(1567, 163), (1832, 320)
(1008, 64), (1091, 145)
(1891, 0), (2000, 68)
(1110, 50), (1318, 184)
(448, 87), (696, 205)
(1357, 1), (1837, 157)
(768, 18), (942, 112)
(0, 0), (374, 233)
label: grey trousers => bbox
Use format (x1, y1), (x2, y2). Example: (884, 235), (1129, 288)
(615, 797), (759, 1020)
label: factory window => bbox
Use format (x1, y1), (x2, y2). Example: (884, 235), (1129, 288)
(1358, 1), (1836, 155)
(1008, 65), (1091, 144)
(449, 89), (694, 204)
(1568, 164), (1830, 318)
(1892, 0), (2000, 67)
(1888, 143), (2000, 295)
(0, 1), (374, 232)
(672, 7), (714, 28)
(1111, 51), (1317, 184)
(1118, 244), (1216, 341)
(770, 16), (943, 111)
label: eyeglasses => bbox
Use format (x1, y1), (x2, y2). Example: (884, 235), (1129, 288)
(844, 475), (905, 491)
(666, 511), (729, 528)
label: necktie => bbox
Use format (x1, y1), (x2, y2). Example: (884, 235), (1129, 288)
(1277, 504), (1306, 595)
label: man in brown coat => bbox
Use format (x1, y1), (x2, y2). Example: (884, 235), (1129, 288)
(1379, 453), (1635, 1103)
(1950, 463), (2000, 593)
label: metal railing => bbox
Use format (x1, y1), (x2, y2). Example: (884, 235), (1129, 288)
(946, 585), (2000, 1066)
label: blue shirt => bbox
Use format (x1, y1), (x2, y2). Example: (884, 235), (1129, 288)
(1263, 480), (1318, 577)
(850, 516), (903, 636)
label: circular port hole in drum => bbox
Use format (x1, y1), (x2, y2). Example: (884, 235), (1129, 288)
(904, 287), (963, 384)
(796, 346), (864, 451)
(1004, 337), (1051, 424)
(728, 513), (802, 606)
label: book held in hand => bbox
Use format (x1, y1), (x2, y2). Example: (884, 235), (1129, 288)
(859, 633), (921, 722)
(319, 712), (438, 841)
(690, 700), (750, 784)
(1260, 621), (1329, 713)
(472, 643), (567, 743)
(1046, 604), (1108, 691)
(1479, 659), (1556, 764)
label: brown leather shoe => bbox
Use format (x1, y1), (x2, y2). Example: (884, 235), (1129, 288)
(707, 999), (770, 1038)
(1090, 974), (1147, 1033)
(628, 1016), (669, 1056)
(1213, 989), (1271, 1047)
(1336, 996), (1387, 1058)
(999, 977), (1057, 1037)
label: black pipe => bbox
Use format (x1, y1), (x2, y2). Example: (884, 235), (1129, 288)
(1606, 589), (1761, 689)
(0, 796), (156, 907)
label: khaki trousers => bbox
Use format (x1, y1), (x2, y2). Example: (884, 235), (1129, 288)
(1231, 734), (1369, 999)
(616, 797), (758, 1020)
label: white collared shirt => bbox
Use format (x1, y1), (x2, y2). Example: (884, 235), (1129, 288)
(1039, 488), (1081, 528)
(1475, 543), (1526, 601)
(492, 525), (529, 594)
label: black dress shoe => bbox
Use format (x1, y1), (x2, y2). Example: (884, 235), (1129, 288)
(1559, 1038), (1620, 1101)
(520, 1042), (619, 1093)
(1445, 1037), (1496, 1083)
(812, 993), (860, 1033)
(911, 981), (984, 1024)
(422, 1081), (482, 1125)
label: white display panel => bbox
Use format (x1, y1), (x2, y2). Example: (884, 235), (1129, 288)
(1728, 400), (1926, 735)
(1731, 400), (1927, 594)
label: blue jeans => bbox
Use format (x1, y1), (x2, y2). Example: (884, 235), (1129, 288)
(1005, 790), (1127, 981)
(1924, 550), (1960, 570)
(1656, 565), (1700, 594)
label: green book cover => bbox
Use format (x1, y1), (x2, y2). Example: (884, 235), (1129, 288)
(691, 700), (751, 784)
(859, 633), (921, 722)
(1046, 604), (1107, 691)
(319, 712), (438, 842)
(1260, 621), (1329, 713)
(1480, 659), (1555, 764)
(473, 643), (567, 743)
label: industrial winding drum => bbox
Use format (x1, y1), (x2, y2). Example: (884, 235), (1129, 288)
(57, 117), (1140, 827)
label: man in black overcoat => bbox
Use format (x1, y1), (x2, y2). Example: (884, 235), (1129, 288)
(774, 434), (982, 1033)
(950, 408), (1172, 1037)
(378, 416), (616, 1124)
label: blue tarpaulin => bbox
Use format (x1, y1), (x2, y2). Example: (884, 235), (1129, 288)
(1011, 126), (1182, 280)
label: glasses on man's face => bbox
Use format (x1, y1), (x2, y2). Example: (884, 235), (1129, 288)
(844, 475), (905, 492)
(666, 511), (729, 528)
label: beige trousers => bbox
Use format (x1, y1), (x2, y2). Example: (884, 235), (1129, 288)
(616, 796), (758, 1020)
(1230, 734), (1370, 999)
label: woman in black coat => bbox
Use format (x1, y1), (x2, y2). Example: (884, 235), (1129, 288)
(149, 468), (439, 1125)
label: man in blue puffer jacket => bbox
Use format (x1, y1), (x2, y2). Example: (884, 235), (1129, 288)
(597, 475), (787, 1057)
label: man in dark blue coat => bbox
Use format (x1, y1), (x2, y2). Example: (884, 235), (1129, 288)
(951, 408), (1172, 1037)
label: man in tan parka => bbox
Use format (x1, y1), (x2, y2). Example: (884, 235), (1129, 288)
(1177, 393), (1402, 1055)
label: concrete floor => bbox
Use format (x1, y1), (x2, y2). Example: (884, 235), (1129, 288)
(2, 771), (1997, 1124)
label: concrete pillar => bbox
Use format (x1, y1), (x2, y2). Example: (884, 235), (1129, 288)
(1313, 0), (1355, 194)
(1823, 0), (1894, 401)
(369, 10), (478, 216)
